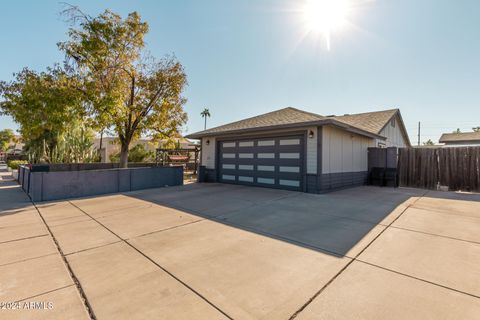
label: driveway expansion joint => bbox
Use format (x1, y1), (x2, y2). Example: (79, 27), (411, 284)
(355, 259), (480, 300)
(0, 252), (58, 268)
(68, 200), (234, 320)
(0, 233), (49, 245)
(63, 240), (124, 256)
(31, 201), (97, 320)
(388, 224), (480, 245)
(288, 190), (429, 320)
(15, 284), (77, 304)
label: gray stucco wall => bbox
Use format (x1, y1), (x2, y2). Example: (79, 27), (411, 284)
(21, 166), (183, 202)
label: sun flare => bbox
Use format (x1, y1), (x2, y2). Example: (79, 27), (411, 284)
(302, 0), (350, 50)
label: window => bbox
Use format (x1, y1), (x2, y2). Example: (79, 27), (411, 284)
(222, 153), (235, 158)
(391, 118), (396, 127)
(238, 176), (254, 182)
(258, 153), (275, 159)
(258, 165), (274, 171)
(258, 140), (275, 146)
(257, 177), (275, 184)
(279, 179), (300, 187)
(239, 141), (254, 147)
(222, 175), (235, 180)
(222, 164), (235, 169)
(238, 153), (254, 159)
(238, 165), (253, 170)
(279, 139), (300, 145)
(279, 166), (300, 173)
(279, 153), (300, 159)
(223, 142), (235, 148)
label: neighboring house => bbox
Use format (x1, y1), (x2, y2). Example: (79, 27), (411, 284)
(438, 131), (480, 147)
(186, 107), (410, 193)
(93, 137), (196, 163)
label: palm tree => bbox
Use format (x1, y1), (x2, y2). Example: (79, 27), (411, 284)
(201, 108), (211, 130)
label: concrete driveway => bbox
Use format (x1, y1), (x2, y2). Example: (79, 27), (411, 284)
(1, 168), (480, 319)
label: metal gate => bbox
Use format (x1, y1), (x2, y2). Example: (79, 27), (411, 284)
(218, 135), (304, 191)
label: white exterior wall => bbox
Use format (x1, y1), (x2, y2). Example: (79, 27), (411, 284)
(200, 137), (216, 169)
(306, 127), (318, 174)
(322, 125), (375, 174)
(378, 114), (408, 147)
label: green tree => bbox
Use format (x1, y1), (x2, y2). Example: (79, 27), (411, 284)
(59, 7), (188, 168)
(109, 143), (154, 163)
(0, 129), (15, 152)
(201, 108), (211, 130)
(472, 127), (480, 132)
(452, 128), (462, 133)
(423, 139), (435, 146)
(0, 67), (85, 161)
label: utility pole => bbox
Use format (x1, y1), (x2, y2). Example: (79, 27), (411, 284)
(417, 121), (421, 146)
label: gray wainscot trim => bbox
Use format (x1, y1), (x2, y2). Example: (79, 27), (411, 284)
(318, 171), (368, 193)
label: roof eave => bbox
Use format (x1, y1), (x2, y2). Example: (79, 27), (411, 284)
(185, 119), (384, 140)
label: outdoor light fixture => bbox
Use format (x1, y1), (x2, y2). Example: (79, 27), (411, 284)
(309, 130), (315, 138)
(205, 139), (210, 145)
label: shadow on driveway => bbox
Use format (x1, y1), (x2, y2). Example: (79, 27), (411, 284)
(119, 183), (426, 258)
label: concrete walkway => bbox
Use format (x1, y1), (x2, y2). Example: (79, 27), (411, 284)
(1, 168), (480, 319)
(0, 164), (91, 319)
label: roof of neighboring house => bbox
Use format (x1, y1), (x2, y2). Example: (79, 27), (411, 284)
(439, 131), (480, 143)
(186, 107), (410, 145)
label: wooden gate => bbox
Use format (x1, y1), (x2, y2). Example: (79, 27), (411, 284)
(398, 147), (480, 191)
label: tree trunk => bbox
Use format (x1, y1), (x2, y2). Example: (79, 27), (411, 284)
(119, 142), (129, 168)
(99, 130), (104, 162)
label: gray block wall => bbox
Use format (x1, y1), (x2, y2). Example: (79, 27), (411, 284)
(21, 166), (183, 202)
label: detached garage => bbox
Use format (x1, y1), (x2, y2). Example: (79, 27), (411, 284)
(186, 107), (410, 193)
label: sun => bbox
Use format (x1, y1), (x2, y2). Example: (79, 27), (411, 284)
(302, 0), (350, 50)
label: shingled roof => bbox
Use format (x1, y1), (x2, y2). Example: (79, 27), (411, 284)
(186, 107), (405, 141)
(439, 131), (480, 143)
(333, 109), (399, 134)
(187, 107), (324, 138)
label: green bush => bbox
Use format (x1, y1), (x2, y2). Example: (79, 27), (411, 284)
(7, 160), (28, 170)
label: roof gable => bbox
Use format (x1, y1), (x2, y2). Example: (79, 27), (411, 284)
(332, 109), (398, 134)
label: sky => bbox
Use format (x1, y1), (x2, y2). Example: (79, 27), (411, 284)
(1, 0), (479, 144)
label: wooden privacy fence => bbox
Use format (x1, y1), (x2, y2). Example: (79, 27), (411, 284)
(398, 147), (480, 191)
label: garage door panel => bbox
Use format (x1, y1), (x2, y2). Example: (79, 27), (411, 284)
(221, 169), (238, 175)
(236, 158), (256, 165)
(276, 158), (302, 165)
(252, 146), (277, 152)
(276, 145), (303, 153)
(255, 171), (277, 179)
(277, 174), (302, 184)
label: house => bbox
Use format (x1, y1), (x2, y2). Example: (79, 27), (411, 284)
(438, 131), (480, 147)
(186, 107), (410, 193)
(93, 136), (197, 163)
(6, 135), (24, 155)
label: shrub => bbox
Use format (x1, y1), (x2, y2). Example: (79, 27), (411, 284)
(7, 160), (28, 170)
